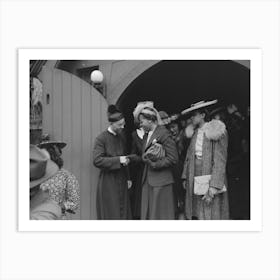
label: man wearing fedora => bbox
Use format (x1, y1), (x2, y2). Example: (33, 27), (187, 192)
(30, 145), (62, 220)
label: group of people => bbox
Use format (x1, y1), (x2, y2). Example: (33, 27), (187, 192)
(93, 100), (250, 220)
(30, 137), (80, 220)
(29, 99), (249, 220)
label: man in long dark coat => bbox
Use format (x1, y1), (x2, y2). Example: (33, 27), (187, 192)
(93, 105), (132, 220)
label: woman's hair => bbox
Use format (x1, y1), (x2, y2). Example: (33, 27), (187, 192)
(168, 120), (182, 131)
(194, 108), (210, 122)
(45, 145), (64, 169)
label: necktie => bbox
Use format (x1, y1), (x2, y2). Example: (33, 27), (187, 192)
(143, 132), (148, 149)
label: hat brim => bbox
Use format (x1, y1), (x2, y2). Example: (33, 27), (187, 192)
(38, 141), (67, 149)
(181, 100), (218, 115)
(30, 159), (59, 189)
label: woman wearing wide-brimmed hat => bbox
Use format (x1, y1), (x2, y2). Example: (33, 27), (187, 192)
(30, 145), (62, 220)
(38, 135), (80, 219)
(181, 100), (229, 220)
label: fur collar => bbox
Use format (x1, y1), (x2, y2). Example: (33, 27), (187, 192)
(185, 120), (226, 141)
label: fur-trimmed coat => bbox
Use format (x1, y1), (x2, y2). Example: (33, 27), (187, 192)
(182, 120), (229, 220)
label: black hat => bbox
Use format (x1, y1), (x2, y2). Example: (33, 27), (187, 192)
(107, 105), (124, 123)
(37, 134), (67, 149)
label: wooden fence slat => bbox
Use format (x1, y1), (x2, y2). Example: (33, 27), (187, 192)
(80, 82), (92, 220)
(42, 67), (53, 134)
(53, 69), (63, 141)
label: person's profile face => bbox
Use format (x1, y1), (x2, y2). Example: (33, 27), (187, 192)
(139, 115), (152, 132)
(214, 114), (221, 120)
(191, 111), (204, 126)
(169, 123), (179, 137)
(112, 118), (125, 134)
(227, 104), (238, 114)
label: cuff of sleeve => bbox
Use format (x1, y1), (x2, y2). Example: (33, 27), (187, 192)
(209, 182), (223, 190)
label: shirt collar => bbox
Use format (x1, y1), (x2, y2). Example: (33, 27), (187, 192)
(108, 126), (117, 136)
(136, 128), (145, 139)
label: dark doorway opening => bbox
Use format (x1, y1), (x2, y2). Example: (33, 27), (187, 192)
(117, 60), (250, 220)
(117, 60), (250, 134)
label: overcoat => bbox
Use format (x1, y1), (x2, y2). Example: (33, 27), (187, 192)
(30, 189), (62, 220)
(141, 125), (178, 219)
(93, 130), (131, 220)
(182, 120), (229, 220)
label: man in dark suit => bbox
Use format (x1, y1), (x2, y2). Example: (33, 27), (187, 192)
(137, 107), (178, 220)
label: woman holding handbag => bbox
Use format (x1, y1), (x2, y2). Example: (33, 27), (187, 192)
(181, 100), (229, 220)
(135, 105), (178, 220)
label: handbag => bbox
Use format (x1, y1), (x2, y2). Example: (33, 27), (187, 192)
(194, 175), (226, 195)
(193, 142), (227, 196)
(142, 140), (165, 162)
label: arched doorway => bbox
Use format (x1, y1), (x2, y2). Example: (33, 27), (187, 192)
(117, 60), (250, 134)
(116, 60), (250, 220)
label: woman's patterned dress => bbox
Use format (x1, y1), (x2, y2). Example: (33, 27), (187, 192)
(40, 168), (80, 219)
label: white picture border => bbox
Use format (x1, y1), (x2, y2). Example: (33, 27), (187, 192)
(19, 48), (262, 232)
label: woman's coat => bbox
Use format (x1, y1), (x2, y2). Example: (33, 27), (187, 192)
(182, 120), (230, 220)
(141, 125), (178, 219)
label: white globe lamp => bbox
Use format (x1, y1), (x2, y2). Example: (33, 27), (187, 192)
(90, 70), (104, 85)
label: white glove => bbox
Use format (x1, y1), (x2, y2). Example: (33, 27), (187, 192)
(120, 156), (126, 163)
(120, 156), (130, 166)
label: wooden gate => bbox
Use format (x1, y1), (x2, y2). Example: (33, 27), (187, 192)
(41, 66), (108, 219)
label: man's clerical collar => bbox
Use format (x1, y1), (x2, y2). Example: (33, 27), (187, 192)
(108, 126), (117, 136)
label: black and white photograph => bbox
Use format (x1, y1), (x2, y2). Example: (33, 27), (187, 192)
(29, 58), (251, 221)
(2, 1), (280, 280)
(19, 48), (261, 231)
